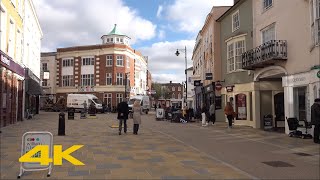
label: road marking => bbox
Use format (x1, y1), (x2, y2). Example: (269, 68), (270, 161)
(148, 128), (258, 180)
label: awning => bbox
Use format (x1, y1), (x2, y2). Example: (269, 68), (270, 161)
(26, 78), (43, 95)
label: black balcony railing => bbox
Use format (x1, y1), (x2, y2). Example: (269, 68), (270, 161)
(242, 40), (287, 70)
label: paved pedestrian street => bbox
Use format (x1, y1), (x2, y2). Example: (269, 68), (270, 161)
(1, 111), (319, 179)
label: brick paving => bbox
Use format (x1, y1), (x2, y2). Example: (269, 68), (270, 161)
(1, 112), (251, 180)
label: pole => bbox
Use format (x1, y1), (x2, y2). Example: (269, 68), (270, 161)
(185, 46), (187, 106)
(124, 73), (127, 100)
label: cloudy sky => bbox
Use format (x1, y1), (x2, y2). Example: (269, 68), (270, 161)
(33, 0), (233, 83)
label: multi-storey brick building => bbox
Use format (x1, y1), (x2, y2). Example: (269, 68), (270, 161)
(55, 24), (148, 108)
(152, 81), (183, 108)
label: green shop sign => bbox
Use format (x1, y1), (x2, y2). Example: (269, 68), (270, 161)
(317, 70), (320, 78)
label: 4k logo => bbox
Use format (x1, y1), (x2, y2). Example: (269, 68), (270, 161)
(19, 145), (85, 166)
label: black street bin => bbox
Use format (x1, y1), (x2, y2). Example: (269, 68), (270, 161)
(58, 112), (65, 136)
(263, 114), (273, 130)
(68, 108), (75, 120)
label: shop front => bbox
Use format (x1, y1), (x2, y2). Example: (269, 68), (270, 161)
(0, 50), (25, 127)
(194, 86), (203, 112)
(25, 68), (42, 117)
(282, 69), (320, 134)
(221, 82), (254, 127)
(203, 83), (214, 108)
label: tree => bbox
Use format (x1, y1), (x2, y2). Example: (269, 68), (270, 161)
(151, 83), (171, 100)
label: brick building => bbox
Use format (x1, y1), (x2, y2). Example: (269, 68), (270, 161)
(152, 81), (183, 108)
(55, 24), (148, 108)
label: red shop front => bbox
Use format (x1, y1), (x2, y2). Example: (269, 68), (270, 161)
(0, 50), (25, 128)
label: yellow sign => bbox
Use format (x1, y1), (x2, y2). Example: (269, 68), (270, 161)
(19, 145), (84, 166)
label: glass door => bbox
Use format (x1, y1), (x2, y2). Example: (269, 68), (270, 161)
(294, 87), (307, 121)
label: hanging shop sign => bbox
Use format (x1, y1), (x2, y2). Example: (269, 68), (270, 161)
(317, 70), (320, 78)
(205, 73), (213, 80)
(194, 80), (201, 86)
(43, 72), (50, 80)
(215, 82), (222, 91)
(226, 86), (234, 92)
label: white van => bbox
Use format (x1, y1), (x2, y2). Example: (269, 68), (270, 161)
(128, 95), (150, 114)
(67, 94), (103, 112)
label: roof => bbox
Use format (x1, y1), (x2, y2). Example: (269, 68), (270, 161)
(108, 24), (125, 36)
(216, 0), (243, 22)
(41, 52), (57, 57)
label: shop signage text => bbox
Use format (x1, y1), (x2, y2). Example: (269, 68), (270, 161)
(1, 54), (10, 66)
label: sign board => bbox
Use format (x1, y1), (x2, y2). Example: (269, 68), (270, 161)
(205, 73), (213, 80)
(215, 82), (222, 91)
(263, 115), (273, 130)
(226, 86), (234, 92)
(317, 70), (320, 78)
(19, 131), (53, 177)
(43, 72), (50, 80)
(194, 80), (201, 86)
(78, 86), (95, 92)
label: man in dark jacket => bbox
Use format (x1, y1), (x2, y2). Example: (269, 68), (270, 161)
(117, 99), (129, 135)
(311, 98), (320, 143)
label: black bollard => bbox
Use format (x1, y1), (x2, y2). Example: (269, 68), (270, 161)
(58, 112), (65, 136)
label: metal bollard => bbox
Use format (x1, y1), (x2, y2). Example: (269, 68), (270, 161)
(58, 112), (65, 136)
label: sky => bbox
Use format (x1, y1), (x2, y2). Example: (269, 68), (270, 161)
(33, 0), (234, 83)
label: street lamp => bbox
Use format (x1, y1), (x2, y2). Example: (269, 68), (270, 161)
(175, 46), (187, 106)
(124, 73), (130, 100)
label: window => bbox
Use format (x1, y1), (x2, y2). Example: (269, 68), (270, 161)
(116, 93), (123, 104)
(81, 74), (95, 86)
(227, 38), (246, 72)
(172, 86), (175, 91)
(0, 7), (7, 51)
(116, 73), (123, 85)
(106, 73), (112, 85)
(16, 29), (22, 62)
(8, 19), (15, 57)
(126, 56), (130, 68)
(106, 55), (113, 66)
(107, 38), (109, 42)
(311, 0), (320, 45)
(263, 0), (273, 10)
(116, 55), (124, 66)
(42, 63), (48, 71)
(178, 87), (181, 91)
(232, 11), (240, 32)
(116, 37), (120, 42)
(82, 57), (94, 66)
(62, 59), (74, 67)
(62, 75), (74, 87)
(172, 93), (175, 99)
(110, 38), (113, 42)
(262, 24), (275, 43)
(120, 38), (123, 43)
(42, 79), (48, 87)
(104, 93), (112, 105)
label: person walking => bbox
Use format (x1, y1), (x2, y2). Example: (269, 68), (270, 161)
(209, 103), (216, 125)
(117, 99), (129, 135)
(224, 102), (235, 128)
(311, 98), (320, 144)
(201, 104), (208, 126)
(132, 100), (142, 135)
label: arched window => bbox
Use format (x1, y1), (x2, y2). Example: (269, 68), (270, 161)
(172, 93), (175, 99)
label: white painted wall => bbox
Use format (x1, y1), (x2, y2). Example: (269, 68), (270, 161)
(22, 0), (43, 78)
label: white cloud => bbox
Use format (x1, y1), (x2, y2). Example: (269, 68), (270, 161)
(140, 40), (195, 83)
(158, 30), (165, 39)
(33, 0), (157, 51)
(156, 5), (163, 18)
(163, 0), (233, 33)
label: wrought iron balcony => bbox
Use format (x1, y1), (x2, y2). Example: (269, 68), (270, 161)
(242, 40), (287, 70)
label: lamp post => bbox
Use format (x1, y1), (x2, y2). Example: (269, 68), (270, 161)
(124, 73), (130, 100)
(175, 46), (187, 106)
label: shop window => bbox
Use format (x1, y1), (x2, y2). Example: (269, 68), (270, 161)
(235, 93), (247, 120)
(294, 87), (307, 121)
